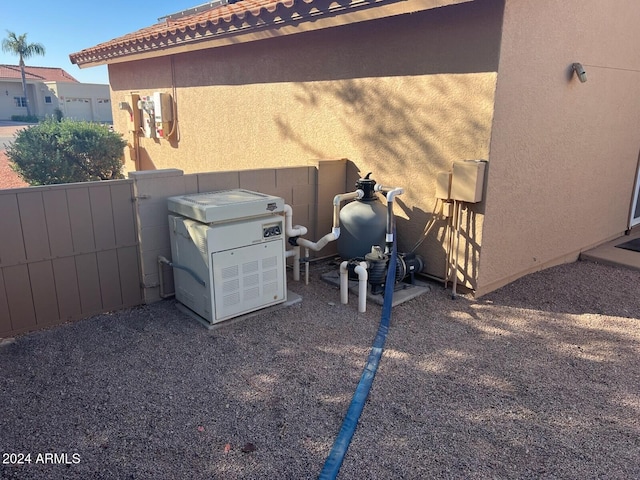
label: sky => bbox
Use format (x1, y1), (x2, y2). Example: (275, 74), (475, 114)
(0, 1), (204, 84)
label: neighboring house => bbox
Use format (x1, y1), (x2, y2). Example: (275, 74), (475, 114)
(0, 65), (112, 123)
(69, 0), (640, 296)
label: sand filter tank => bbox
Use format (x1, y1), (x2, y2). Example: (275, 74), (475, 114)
(337, 173), (387, 260)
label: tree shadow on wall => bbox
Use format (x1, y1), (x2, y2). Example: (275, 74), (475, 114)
(276, 76), (492, 285)
(281, 76), (493, 177)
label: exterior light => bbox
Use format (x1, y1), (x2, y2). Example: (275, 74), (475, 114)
(572, 63), (587, 83)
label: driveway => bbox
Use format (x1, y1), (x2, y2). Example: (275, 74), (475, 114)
(0, 121), (34, 148)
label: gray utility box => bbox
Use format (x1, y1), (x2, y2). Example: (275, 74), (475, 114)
(167, 189), (286, 325)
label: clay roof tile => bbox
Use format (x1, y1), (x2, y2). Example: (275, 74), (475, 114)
(69, 0), (396, 66)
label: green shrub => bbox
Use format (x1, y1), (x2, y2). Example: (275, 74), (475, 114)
(10, 114), (39, 123)
(7, 118), (127, 185)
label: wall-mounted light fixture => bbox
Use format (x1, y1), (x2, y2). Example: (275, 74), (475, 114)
(572, 63), (587, 83)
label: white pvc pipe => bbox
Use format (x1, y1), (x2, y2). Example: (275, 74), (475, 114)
(283, 204), (308, 237)
(332, 190), (364, 229)
(282, 204), (306, 282)
(339, 260), (368, 312)
(290, 189), (364, 252)
(376, 185), (405, 203)
(374, 185), (404, 252)
(340, 261), (349, 305)
(283, 190), (364, 287)
(285, 246), (301, 282)
(354, 261), (368, 313)
(296, 230), (339, 252)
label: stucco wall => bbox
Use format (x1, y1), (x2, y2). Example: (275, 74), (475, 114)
(477, 0), (640, 295)
(0, 81), (35, 120)
(108, 1), (503, 288)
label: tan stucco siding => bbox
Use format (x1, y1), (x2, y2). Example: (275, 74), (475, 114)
(477, 0), (640, 295)
(109, 1), (503, 287)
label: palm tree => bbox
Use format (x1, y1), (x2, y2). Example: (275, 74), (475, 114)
(2, 31), (45, 118)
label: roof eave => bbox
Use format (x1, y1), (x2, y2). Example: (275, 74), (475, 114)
(70, 0), (474, 68)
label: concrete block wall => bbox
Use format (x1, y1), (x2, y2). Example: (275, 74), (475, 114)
(131, 161), (346, 303)
(130, 169), (198, 304)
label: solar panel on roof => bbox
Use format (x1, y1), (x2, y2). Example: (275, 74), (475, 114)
(159, 0), (241, 21)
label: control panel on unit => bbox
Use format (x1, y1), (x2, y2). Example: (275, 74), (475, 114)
(262, 223), (282, 238)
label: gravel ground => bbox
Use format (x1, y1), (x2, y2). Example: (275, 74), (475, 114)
(1, 259), (639, 479)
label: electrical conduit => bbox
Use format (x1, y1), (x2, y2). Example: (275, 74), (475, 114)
(318, 231), (398, 480)
(374, 184), (404, 253)
(157, 255), (206, 299)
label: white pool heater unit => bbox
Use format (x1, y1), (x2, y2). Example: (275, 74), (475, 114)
(167, 189), (287, 325)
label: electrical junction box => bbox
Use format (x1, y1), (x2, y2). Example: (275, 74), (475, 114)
(450, 160), (487, 203)
(168, 189), (287, 325)
(435, 172), (452, 200)
(153, 92), (173, 138)
(137, 95), (155, 138)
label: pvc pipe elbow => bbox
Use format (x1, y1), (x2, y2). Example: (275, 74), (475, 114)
(354, 262), (368, 279)
(318, 231), (338, 249)
(290, 225), (308, 237)
(374, 184), (404, 202)
(293, 188), (360, 252)
(386, 188), (404, 203)
(340, 261), (349, 305)
(283, 204), (308, 237)
(339, 261), (349, 275)
(295, 231), (337, 251)
(354, 262), (368, 313)
(331, 189), (364, 229)
(333, 189), (364, 206)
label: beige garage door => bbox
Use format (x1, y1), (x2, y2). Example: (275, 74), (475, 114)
(95, 98), (112, 123)
(64, 97), (92, 121)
